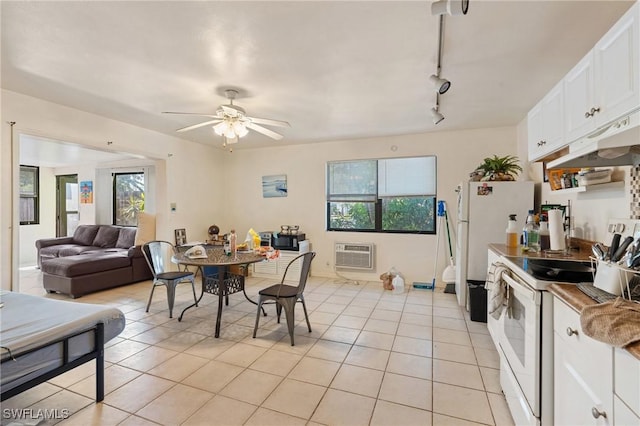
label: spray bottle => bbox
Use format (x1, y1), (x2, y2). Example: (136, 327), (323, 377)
(506, 214), (519, 248)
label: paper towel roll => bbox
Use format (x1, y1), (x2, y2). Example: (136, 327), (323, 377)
(548, 209), (565, 251)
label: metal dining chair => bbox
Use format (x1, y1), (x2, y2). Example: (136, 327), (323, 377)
(253, 251), (316, 345)
(142, 240), (198, 318)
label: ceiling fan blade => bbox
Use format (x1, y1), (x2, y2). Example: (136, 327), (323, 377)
(246, 122), (284, 140)
(176, 119), (222, 133)
(247, 116), (291, 128)
(163, 111), (219, 118)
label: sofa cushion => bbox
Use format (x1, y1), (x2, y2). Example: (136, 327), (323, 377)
(93, 226), (120, 248)
(72, 225), (100, 246)
(58, 245), (101, 257)
(116, 227), (137, 249)
(41, 254), (131, 278)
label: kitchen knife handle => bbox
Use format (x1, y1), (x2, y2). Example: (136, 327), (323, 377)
(607, 234), (621, 260)
(612, 236), (634, 262)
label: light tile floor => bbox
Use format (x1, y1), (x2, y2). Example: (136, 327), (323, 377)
(5, 268), (515, 426)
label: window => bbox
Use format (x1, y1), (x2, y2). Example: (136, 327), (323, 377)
(19, 165), (39, 225)
(113, 172), (144, 226)
(327, 156), (437, 233)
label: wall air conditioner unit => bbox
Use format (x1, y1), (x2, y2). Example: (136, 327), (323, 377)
(334, 242), (375, 271)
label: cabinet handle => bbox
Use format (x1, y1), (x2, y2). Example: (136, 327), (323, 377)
(537, 140), (546, 147)
(566, 327), (578, 336)
(591, 407), (607, 419)
(584, 107), (601, 118)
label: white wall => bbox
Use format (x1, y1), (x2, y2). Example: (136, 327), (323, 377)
(18, 166), (56, 267)
(223, 127), (519, 286)
(1, 90), (226, 290)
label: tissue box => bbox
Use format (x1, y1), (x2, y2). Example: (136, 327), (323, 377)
(577, 169), (611, 186)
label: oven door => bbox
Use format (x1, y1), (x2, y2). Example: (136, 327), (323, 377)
(492, 272), (542, 418)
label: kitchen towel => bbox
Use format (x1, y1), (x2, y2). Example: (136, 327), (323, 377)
(485, 262), (510, 320)
(580, 297), (640, 347)
(548, 209), (565, 251)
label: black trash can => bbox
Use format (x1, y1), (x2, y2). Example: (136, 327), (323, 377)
(467, 280), (487, 323)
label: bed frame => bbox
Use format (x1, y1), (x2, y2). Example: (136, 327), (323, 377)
(1, 322), (105, 402)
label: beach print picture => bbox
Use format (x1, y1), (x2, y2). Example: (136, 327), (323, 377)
(262, 174), (287, 198)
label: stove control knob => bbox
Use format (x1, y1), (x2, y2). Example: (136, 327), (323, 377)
(566, 327), (578, 337)
(591, 407), (607, 419)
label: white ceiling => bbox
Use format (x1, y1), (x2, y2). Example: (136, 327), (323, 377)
(1, 1), (635, 152)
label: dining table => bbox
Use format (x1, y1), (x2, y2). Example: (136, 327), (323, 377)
(172, 246), (266, 338)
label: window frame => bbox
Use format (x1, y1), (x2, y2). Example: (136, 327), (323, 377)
(19, 165), (40, 225)
(112, 171), (145, 226)
(326, 156), (437, 235)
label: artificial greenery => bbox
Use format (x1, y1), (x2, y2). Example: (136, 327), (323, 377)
(476, 155), (523, 181)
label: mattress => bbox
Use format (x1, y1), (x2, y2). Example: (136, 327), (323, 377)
(0, 291), (125, 390)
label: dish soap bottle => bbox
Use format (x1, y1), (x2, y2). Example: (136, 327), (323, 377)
(539, 214), (550, 251)
(506, 214), (519, 248)
(523, 210), (539, 252)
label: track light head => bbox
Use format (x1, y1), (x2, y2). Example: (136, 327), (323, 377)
(431, 0), (469, 16)
(431, 107), (445, 125)
(429, 74), (451, 94)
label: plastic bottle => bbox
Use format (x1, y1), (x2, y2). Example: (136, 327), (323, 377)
(229, 229), (237, 257)
(539, 215), (550, 251)
(523, 210), (539, 252)
(506, 214), (519, 248)
(392, 274), (405, 294)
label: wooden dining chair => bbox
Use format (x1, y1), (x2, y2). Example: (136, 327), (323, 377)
(142, 240), (198, 318)
(253, 251), (316, 345)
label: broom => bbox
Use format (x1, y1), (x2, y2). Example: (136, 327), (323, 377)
(442, 202), (456, 293)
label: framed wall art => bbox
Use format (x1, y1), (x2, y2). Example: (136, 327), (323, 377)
(262, 174), (287, 198)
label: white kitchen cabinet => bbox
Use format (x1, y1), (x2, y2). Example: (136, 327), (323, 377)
(614, 396), (640, 425)
(528, 80), (565, 161)
(564, 2), (639, 143)
(614, 347), (640, 423)
(554, 298), (613, 425)
(252, 243), (310, 282)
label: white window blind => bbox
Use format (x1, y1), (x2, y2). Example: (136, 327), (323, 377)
(378, 157), (436, 196)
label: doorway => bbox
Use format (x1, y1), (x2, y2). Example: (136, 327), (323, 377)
(56, 174), (79, 237)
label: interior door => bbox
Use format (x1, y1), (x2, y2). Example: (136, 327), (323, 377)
(57, 175), (79, 237)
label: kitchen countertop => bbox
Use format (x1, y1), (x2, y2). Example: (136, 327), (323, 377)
(548, 283), (640, 360)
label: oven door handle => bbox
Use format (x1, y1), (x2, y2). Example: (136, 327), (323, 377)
(501, 272), (541, 305)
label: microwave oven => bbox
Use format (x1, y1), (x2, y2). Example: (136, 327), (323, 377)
(272, 233), (306, 250)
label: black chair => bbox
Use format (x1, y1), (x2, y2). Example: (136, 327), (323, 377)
(142, 240), (198, 318)
(253, 252), (316, 346)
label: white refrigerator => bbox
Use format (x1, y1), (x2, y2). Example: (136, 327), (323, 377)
(455, 181), (534, 307)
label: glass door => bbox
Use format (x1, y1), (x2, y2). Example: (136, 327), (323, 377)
(57, 175), (79, 237)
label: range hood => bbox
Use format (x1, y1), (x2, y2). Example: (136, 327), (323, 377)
(547, 111), (640, 169)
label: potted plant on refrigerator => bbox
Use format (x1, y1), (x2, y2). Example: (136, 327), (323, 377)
(473, 155), (523, 181)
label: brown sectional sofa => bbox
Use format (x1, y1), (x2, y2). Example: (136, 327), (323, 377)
(36, 225), (153, 298)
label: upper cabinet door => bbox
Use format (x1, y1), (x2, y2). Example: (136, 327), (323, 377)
(528, 81), (565, 162)
(564, 2), (639, 145)
(564, 53), (596, 143)
(594, 4), (639, 125)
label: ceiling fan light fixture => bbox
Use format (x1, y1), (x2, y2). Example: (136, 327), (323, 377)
(431, 0), (469, 16)
(429, 74), (451, 94)
(233, 121), (249, 137)
(431, 107), (445, 125)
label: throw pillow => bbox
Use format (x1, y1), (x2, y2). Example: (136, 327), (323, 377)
(72, 225), (100, 246)
(134, 212), (156, 246)
(93, 226), (121, 248)
(116, 227), (137, 249)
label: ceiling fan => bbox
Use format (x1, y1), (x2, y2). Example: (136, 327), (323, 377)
(163, 89), (290, 147)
